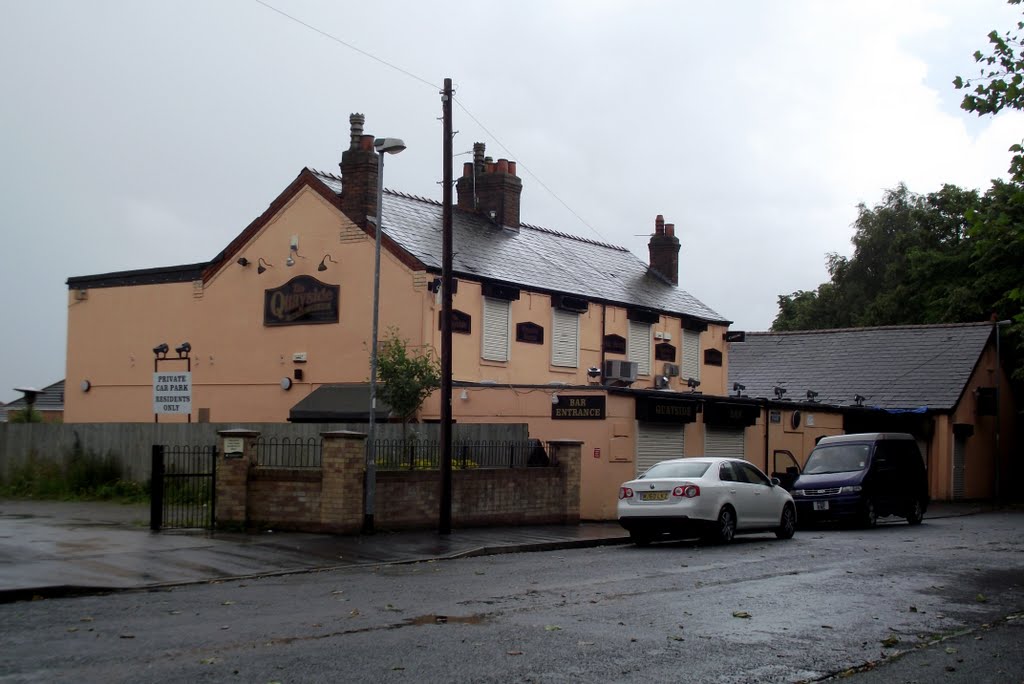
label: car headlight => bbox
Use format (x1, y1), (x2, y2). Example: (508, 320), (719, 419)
(839, 485), (862, 493)
(791, 489), (805, 497)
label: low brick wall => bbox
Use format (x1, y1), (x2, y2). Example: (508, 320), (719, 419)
(377, 467), (568, 530)
(214, 430), (582, 534)
(247, 469), (322, 531)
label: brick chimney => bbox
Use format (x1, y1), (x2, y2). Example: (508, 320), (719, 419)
(456, 142), (523, 230)
(338, 113), (379, 228)
(648, 214), (680, 285)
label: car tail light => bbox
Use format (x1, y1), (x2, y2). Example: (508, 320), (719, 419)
(619, 486), (634, 499)
(672, 484), (700, 498)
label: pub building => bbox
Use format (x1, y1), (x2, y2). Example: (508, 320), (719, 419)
(64, 114), (1011, 519)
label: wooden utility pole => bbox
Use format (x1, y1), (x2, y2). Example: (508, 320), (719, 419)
(439, 77), (454, 534)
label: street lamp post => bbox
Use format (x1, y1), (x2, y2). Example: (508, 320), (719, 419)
(365, 136), (406, 534)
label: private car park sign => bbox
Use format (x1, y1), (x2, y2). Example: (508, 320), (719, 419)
(153, 372), (192, 414)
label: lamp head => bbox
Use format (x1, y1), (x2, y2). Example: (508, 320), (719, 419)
(153, 343), (169, 356)
(374, 137), (406, 155)
(175, 342), (192, 357)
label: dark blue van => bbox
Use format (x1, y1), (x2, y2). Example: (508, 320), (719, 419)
(792, 433), (928, 527)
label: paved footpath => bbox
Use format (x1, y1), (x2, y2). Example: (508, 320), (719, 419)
(0, 499), (629, 601)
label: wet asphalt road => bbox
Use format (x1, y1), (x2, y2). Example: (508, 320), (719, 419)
(1, 511), (1022, 683)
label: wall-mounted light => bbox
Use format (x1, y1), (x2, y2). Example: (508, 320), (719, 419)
(237, 257), (250, 267)
(806, 389), (819, 402)
(773, 386), (787, 400)
(733, 382), (745, 396)
(854, 394), (865, 407)
(175, 341), (191, 358)
(551, 393), (560, 405)
(80, 380), (91, 393)
(257, 258), (272, 274)
(280, 377), (292, 390)
(686, 378), (701, 391)
(587, 366), (602, 379)
(460, 389), (469, 401)
(153, 343), (169, 358)
(318, 254), (337, 272)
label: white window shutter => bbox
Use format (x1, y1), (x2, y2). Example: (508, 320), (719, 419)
(682, 329), (701, 380)
(482, 298), (511, 361)
(627, 321), (651, 376)
(551, 308), (579, 367)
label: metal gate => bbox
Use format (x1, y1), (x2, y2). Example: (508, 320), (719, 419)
(150, 444), (217, 531)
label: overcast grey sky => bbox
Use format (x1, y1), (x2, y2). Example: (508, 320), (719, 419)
(2, 0), (1021, 404)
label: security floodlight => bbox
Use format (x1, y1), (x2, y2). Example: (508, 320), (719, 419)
(686, 378), (701, 390)
(806, 390), (819, 402)
(175, 342), (191, 357)
(854, 394), (866, 407)
(153, 343), (169, 356)
(587, 367), (602, 378)
(732, 382), (745, 396)
(773, 386), (787, 400)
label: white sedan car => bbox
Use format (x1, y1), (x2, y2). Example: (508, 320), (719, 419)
(617, 457), (797, 545)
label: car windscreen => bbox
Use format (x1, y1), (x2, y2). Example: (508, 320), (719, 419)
(802, 444), (871, 474)
(640, 461), (711, 479)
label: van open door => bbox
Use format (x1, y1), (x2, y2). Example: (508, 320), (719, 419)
(772, 449), (801, 491)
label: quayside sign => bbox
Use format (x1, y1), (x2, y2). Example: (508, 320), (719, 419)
(264, 276), (340, 326)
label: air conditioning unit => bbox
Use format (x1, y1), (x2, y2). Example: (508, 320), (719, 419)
(663, 363), (680, 377)
(603, 359), (638, 385)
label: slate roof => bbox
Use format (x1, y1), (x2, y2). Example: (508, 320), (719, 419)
(727, 323), (994, 411)
(5, 379), (65, 412)
(313, 171), (727, 324)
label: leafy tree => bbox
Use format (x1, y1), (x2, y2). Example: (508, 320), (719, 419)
(374, 327), (441, 428)
(8, 407), (43, 423)
(954, 0), (1024, 181)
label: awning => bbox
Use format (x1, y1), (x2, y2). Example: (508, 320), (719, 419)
(289, 384), (392, 423)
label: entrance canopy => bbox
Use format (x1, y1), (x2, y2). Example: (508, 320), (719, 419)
(289, 384), (392, 423)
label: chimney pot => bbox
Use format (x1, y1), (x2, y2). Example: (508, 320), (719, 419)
(496, 159), (509, 174)
(655, 214), (665, 235)
(665, 223), (675, 237)
(507, 161), (517, 176)
(463, 161), (473, 178)
(349, 113), (365, 150)
(360, 134), (375, 151)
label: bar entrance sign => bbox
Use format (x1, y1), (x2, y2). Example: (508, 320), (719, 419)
(154, 372), (192, 414)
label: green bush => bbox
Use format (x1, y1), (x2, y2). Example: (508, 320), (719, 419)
(0, 439), (147, 503)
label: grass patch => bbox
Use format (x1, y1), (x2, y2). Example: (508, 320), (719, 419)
(0, 438), (148, 503)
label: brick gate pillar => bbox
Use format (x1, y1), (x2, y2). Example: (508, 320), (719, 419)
(549, 440), (583, 524)
(320, 431), (367, 534)
(215, 429), (259, 529)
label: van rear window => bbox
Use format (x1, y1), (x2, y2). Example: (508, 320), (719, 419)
(803, 444), (870, 474)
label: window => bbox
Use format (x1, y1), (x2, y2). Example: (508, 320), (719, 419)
(628, 321), (652, 376)
(482, 297), (511, 361)
(551, 308), (579, 367)
(682, 329), (700, 379)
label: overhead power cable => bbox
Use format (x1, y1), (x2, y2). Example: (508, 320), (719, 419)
(252, 0), (609, 244)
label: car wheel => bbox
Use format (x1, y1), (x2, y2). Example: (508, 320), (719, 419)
(776, 504), (796, 540)
(906, 498), (924, 526)
(630, 530), (652, 546)
(862, 499), (878, 528)
(706, 506), (736, 544)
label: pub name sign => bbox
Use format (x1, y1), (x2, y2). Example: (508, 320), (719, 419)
(264, 276), (340, 327)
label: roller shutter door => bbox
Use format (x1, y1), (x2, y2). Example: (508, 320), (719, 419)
(636, 423), (685, 476)
(704, 427), (745, 457)
(952, 437), (966, 500)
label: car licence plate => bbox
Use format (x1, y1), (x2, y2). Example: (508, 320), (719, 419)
(813, 501), (829, 511)
(641, 492), (669, 501)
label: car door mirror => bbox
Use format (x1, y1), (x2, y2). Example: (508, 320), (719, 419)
(770, 477), (781, 487)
